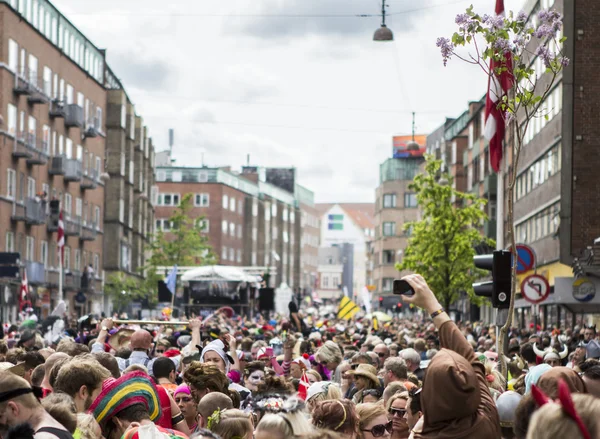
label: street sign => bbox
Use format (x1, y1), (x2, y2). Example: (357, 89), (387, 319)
(520, 274), (550, 304)
(516, 244), (536, 274)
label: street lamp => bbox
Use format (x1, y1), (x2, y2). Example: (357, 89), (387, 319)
(373, 1), (393, 41)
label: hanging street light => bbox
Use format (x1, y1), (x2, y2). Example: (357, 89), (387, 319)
(373, 0), (393, 41)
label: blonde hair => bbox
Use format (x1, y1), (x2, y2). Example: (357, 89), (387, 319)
(257, 412), (315, 439)
(356, 401), (387, 431)
(210, 409), (253, 439)
(41, 392), (77, 433)
(122, 364), (148, 375)
(306, 369), (322, 383)
(316, 341), (343, 365)
(0, 371), (40, 409)
(485, 362), (506, 393)
(386, 391), (409, 412)
(307, 383), (342, 413)
(383, 382), (407, 405)
(76, 413), (101, 439)
(526, 394), (600, 439)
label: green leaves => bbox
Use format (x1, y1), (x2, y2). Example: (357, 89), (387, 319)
(397, 156), (495, 310)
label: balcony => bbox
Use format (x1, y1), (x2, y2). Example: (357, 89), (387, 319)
(65, 104), (84, 128)
(81, 222), (98, 241)
(49, 99), (67, 118)
(25, 261), (46, 285)
(49, 156), (82, 181)
(64, 271), (82, 290)
(12, 133), (50, 166)
(81, 274), (101, 293)
(11, 198), (47, 225)
(83, 118), (100, 139)
(46, 268), (60, 287)
(64, 216), (82, 236)
(13, 68), (49, 104)
(483, 174), (498, 197)
(81, 168), (98, 190)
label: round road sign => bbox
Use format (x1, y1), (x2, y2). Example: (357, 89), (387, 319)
(515, 244), (536, 274)
(520, 274), (550, 304)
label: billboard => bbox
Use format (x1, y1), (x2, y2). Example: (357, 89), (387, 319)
(393, 135), (427, 158)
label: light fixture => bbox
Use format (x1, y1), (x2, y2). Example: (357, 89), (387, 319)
(373, 1), (394, 41)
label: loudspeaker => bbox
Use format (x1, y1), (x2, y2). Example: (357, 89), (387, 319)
(258, 288), (275, 312)
(157, 280), (172, 303)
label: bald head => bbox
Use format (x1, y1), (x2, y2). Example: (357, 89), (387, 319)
(42, 353), (70, 389)
(197, 392), (233, 422)
(130, 330), (153, 350)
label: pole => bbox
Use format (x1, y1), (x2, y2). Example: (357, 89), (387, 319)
(496, 158), (504, 250)
(58, 250), (63, 303)
(170, 271), (176, 318)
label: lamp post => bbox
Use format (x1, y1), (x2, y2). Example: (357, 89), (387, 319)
(373, 1), (394, 41)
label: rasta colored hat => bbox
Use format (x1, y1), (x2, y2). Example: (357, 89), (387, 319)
(88, 371), (162, 433)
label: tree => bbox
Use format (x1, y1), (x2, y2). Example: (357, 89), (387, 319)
(397, 157), (494, 311)
(437, 6), (567, 370)
(104, 272), (144, 313)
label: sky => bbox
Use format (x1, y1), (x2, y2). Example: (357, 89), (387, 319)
(52, 0), (523, 203)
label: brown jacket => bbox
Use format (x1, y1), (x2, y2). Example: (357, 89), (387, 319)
(415, 320), (500, 439)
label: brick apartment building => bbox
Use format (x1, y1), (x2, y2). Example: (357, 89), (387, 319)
(429, 0), (600, 326)
(0, 0), (155, 321)
(154, 165), (316, 291)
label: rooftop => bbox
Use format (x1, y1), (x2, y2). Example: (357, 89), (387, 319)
(316, 203), (375, 230)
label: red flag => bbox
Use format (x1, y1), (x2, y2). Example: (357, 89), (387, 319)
(484, 0), (513, 173)
(57, 210), (65, 264)
(298, 371), (310, 401)
(19, 268), (30, 311)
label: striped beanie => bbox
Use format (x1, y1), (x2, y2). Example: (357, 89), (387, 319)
(88, 371), (162, 434)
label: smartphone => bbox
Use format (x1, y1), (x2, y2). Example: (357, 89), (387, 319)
(393, 279), (415, 296)
(265, 347), (274, 358)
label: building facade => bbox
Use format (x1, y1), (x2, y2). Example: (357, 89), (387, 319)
(0, 0), (157, 321)
(154, 165), (313, 291)
(316, 203), (375, 299)
(372, 144), (425, 304)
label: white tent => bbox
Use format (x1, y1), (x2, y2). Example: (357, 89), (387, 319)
(180, 265), (260, 283)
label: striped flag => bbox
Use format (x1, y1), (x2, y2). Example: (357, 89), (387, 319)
(298, 371), (310, 400)
(338, 296), (360, 320)
(57, 210), (64, 264)
(19, 268), (29, 311)
(484, 0), (513, 173)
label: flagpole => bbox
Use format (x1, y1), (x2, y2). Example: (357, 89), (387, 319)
(169, 268), (176, 319)
(58, 252), (63, 303)
(496, 157), (504, 250)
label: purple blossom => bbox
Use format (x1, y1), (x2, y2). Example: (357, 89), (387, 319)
(535, 45), (555, 68)
(493, 37), (511, 53)
(534, 24), (554, 38)
(560, 57), (570, 67)
(455, 13), (470, 25)
(486, 15), (504, 30)
(436, 37), (454, 66)
(513, 34), (527, 48)
(536, 9), (563, 36)
(516, 10), (527, 22)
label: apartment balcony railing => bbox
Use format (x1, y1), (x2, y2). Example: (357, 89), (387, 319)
(81, 222), (98, 241)
(81, 168), (99, 190)
(11, 198), (47, 225)
(49, 99), (67, 118)
(11, 133), (50, 166)
(64, 216), (82, 237)
(64, 271), (82, 290)
(13, 67), (49, 105)
(65, 104), (84, 128)
(49, 156), (82, 181)
(46, 268), (60, 287)
(25, 261), (46, 285)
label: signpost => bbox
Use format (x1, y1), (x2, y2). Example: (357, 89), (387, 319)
(520, 274), (550, 305)
(515, 244), (535, 274)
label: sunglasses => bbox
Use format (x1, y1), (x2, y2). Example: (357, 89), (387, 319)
(377, 353), (386, 358)
(389, 407), (406, 417)
(351, 364), (359, 370)
(361, 420), (393, 437)
(363, 389), (381, 398)
(156, 350), (166, 354)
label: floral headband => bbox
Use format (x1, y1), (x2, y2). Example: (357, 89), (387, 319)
(531, 379), (591, 439)
(252, 394), (305, 414)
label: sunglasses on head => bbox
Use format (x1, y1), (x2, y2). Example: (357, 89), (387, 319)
(363, 389), (381, 398)
(362, 420), (393, 437)
(389, 407), (406, 417)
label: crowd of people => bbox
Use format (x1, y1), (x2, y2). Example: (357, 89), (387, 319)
(1, 274), (600, 439)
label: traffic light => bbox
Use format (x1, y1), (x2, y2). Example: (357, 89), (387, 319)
(378, 297), (383, 308)
(473, 250), (512, 309)
(396, 302), (403, 313)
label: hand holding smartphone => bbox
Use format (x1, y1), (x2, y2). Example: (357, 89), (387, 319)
(265, 347), (274, 358)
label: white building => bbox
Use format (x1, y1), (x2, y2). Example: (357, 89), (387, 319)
(316, 203), (375, 299)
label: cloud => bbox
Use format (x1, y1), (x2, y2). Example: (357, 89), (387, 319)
(237, 0), (438, 40)
(106, 51), (173, 90)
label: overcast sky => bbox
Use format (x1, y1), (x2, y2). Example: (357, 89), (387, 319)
(53, 0), (523, 203)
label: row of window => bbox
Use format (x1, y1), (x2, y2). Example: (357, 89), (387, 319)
(155, 218), (209, 233)
(8, 39), (103, 125)
(382, 193), (418, 209)
(222, 195), (244, 215)
(222, 221), (243, 239)
(5, 231), (100, 272)
(221, 247), (242, 263)
(320, 273), (341, 289)
(516, 143), (562, 200)
(522, 83), (562, 145)
(8, 0), (104, 81)
(380, 222), (412, 237)
(5, 169), (102, 227)
(515, 202), (560, 244)
(6, 105), (103, 174)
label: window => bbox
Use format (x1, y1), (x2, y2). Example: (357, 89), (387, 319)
(120, 243), (130, 271)
(7, 104), (17, 136)
(8, 39), (18, 71)
(237, 224), (242, 239)
(64, 247), (71, 271)
(252, 201), (258, 217)
(229, 222), (235, 237)
(236, 249), (242, 263)
(468, 123), (474, 149)
(43, 66), (52, 96)
(272, 203), (278, 218)
(197, 219), (209, 233)
(5, 232), (14, 252)
(230, 197), (236, 212)
(516, 142), (562, 200)
(26, 236), (34, 260)
(74, 249), (80, 271)
(290, 212), (295, 224)
(383, 194), (397, 208)
(382, 278), (394, 291)
(283, 208), (288, 222)
(222, 220), (228, 234)
(328, 214), (344, 230)
(252, 227), (258, 241)
(452, 141), (457, 164)
(238, 200), (244, 215)
(93, 253), (99, 273)
(252, 252), (257, 265)
(27, 177), (35, 199)
(28, 54), (38, 84)
(323, 276), (329, 288)
(6, 169), (15, 200)
(383, 222), (396, 236)
(65, 138), (73, 159)
(404, 193), (418, 208)
(222, 194), (229, 209)
(40, 241), (48, 266)
(195, 193), (210, 207)
(515, 202), (560, 244)
(119, 199), (124, 223)
(64, 193), (72, 216)
(75, 198), (82, 217)
(95, 207), (101, 229)
(66, 84), (73, 104)
(222, 246), (228, 261)
(159, 193), (180, 206)
(382, 250), (395, 265)
(28, 115), (36, 144)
